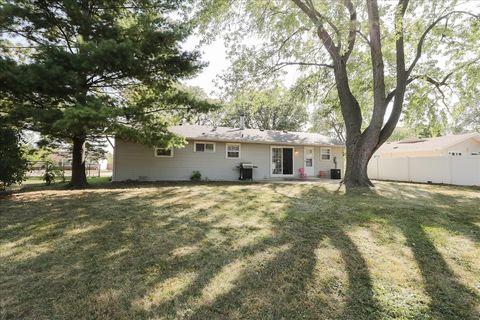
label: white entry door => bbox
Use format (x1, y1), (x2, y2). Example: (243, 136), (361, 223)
(304, 147), (314, 176)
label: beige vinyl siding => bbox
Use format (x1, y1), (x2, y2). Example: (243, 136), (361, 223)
(314, 146), (344, 178)
(446, 138), (480, 156)
(114, 139), (344, 181)
(376, 138), (480, 158)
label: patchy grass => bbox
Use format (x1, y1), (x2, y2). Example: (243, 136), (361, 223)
(0, 181), (479, 319)
(5, 176), (111, 192)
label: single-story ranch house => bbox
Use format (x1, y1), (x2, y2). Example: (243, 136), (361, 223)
(112, 125), (344, 181)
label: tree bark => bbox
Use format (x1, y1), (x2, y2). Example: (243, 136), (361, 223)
(343, 136), (377, 192)
(69, 135), (88, 189)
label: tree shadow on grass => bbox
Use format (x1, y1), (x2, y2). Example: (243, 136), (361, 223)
(179, 185), (383, 320)
(396, 218), (478, 320)
(1, 182), (479, 319)
(365, 184), (480, 319)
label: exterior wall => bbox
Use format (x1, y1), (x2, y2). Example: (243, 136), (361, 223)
(113, 139), (344, 181)
(368, 155), (480, 186)
(313, 146), (344, 178)
(446, 138), (480, 155)
(376, 138), (480, 158)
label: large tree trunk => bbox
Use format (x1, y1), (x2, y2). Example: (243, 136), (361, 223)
(69, 135), (88, 189)
(343, 137), (377, 192)
(294, 0), (411, 193)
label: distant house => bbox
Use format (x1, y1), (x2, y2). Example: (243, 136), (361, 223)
(368, 133), (480, 186)
(374, 133), (480, 158)
(113, 124), (344, 182)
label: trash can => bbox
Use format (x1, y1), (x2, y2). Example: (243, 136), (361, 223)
(330, 169), (341, 180)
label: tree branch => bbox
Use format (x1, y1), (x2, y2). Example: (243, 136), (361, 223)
(277, 27), (311, 53)
(356, 29), (370, 46)
(305, 0), (341, 45)
(377, 0), (410, 146)
(343, 0), (357, 61)
(274, 61), (334, 69)
(386, 56), (480, 105)
(291, 0), (339, 61)
(407, 10), (479, 78)
(37, 1), (76, 54)
(365, 0), (387, 133)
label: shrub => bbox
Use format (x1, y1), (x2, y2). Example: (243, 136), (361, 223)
(190, 171), (202, 181)
(43, 161), (63, 186)
(0, 126), (28, 190)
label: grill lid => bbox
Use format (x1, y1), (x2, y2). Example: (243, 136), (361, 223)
(240, 162), (254, 168)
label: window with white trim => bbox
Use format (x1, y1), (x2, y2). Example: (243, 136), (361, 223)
(226, 143), (241, 159)
(321, 147), (331, 160)
(194, 142), (215, 153)
(154, 147), (173, 157)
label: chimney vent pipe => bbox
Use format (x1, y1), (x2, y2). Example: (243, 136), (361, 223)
(240, 114), (245, 130)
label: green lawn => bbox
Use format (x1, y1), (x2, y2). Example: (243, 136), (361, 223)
(6, 176), (111, 191)
(0, 181), (479, 319)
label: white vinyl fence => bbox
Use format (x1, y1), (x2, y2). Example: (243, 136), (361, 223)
(367, 156), (480, 186)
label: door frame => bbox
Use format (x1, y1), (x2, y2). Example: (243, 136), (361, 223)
(270, 145), (295, 177)
(303, 146), (315, 176)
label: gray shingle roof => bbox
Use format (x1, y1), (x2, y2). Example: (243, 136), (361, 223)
(169, 125), (343, 146)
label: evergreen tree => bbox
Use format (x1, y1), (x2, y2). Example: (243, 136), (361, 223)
(0, 0), (216, 188)
(0, 120), (28, 190)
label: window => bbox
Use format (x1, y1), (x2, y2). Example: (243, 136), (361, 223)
(154, 147), (173, 157)
(194, 142), (215, 153)
(321, 148), (331, 160)
(226, 143), (241, 159)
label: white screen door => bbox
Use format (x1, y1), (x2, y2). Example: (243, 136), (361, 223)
(304, 147), (314, 176)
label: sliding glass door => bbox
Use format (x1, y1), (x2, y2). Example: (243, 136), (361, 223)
(271, 146), (294, 176)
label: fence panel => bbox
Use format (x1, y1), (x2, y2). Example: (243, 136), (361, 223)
(409, 157), (451, 184)
(451, 157), (480, 186)
(367, 156), (480, 186)
(26, 161), (103, 179)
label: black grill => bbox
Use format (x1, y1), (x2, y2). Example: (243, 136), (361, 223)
(239, 162), (256, 180)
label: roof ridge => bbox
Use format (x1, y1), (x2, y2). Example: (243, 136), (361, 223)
(170, 124), (343, 146)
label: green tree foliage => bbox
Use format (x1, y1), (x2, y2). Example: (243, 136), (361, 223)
(0, 121), (28, 190)
(310, 104), (345, 142)
(218, 84), (308, 131)
(197, 0), (479, 190)
(386, 126), (417, 141)
(0, 0), (218, 188)
(451, 60), (480, 133)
